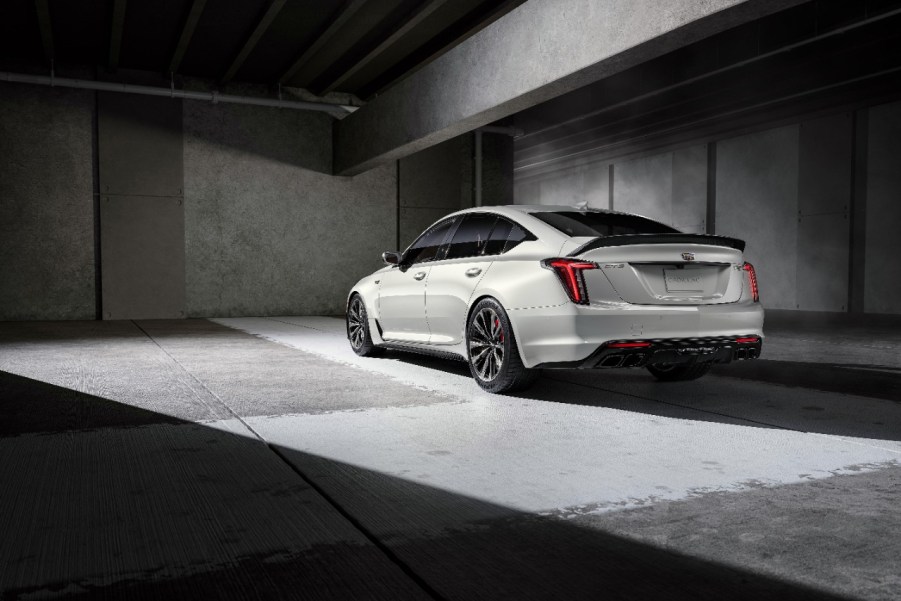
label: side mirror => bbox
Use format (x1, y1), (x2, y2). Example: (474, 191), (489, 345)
(382, 251), (402, 265)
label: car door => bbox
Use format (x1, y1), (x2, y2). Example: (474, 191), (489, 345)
(425, 213), (499, 345)
(378, 217), (457, 343)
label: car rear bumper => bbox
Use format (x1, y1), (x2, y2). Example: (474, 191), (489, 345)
(508, 301), (764, 368)
(534, 335), (762, 369)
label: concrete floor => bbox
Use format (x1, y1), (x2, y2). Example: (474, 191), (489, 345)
(0, 316), (899, 600)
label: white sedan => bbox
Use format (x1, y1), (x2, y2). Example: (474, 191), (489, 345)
(347, 205), (763, 393)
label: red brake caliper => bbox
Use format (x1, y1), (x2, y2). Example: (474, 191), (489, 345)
(495, 318), (504, 342)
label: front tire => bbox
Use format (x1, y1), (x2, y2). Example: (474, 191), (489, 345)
(646, 360), (712, 381)
(466, 298), (538, 394)
(347, 295), (383, 357)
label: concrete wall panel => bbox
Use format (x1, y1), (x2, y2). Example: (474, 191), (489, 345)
(613, 145), (707, 231)
(796, 114), (852, 312)
(400, 137), (472, 210)
(399, 136), (472, 248)
(865, 101), (901, 314)
(98, 94), (183, 198)
(0, 84), (95, 320)
(398, 208), (451, 251)
(798, 114), (852, 216)
(513, 179), (542, 205)
(540, 171), (588, 207)
(481, 133), (514, 206)
(717, 125), (799, 311)
(513, 162), (608, 208)
(582, 164), (610, 210)
(100, 195), (186, 320)
(797, 212), (849, 312)
(614, 153), (673, 224)
(183, 101), (396, 317)
(98, 94), (186, 320)
(672, 145), (708, 233)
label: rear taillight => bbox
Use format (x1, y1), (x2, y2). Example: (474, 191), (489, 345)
(742, 262), (759, 302)
(542, 258), (597, 305)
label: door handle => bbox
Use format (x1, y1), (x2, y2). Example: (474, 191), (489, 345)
(413, 272), (426, 280)
(465, 268), (482, 277)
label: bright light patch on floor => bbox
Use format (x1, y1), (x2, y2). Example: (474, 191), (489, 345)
(215, 317), (901, 516)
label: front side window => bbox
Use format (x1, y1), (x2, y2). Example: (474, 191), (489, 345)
(532, 211), (679, 237)
(403, 218), (457, 265)
(445, 213), (498, 260)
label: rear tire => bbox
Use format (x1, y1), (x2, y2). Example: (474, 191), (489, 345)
(466, 298), (538, 394)
(347, 294), (383, 357)
(647, 360), (712, 381)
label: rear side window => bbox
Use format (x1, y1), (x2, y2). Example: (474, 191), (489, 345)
(485, 217), (534, 255)
(445, 213), (498, 260)
(532, 211), (679, 237)
(404, 218), (456, 264)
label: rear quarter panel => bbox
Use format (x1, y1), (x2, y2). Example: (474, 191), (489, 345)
(472, 240), (569, 312)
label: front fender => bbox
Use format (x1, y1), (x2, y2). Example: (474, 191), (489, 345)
(347, 272), (386, 344)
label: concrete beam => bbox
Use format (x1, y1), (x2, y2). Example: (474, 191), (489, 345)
(279, 0), (366, 85)
(34, 0), (54, 66)
(334, 0), (806, 176)
(221, 0), (286, 84)
(168, 0), (207, 74)
(317, 0), (450, 96)
(108, 0), (127, 71)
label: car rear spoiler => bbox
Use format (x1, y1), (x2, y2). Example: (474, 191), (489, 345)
(569, 233), (746, 256)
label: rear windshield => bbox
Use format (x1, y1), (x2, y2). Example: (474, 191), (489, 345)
(532, 211), (679, 237)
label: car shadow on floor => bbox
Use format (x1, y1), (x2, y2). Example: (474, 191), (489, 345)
(535, 364), (901, 442)
(377, 351), (901, 442)
(711, 359), (901, 404)
(0, 369), (854, 600)
(372, 348), (473, 377)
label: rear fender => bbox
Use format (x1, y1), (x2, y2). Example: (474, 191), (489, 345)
(469, 260), (568, 368)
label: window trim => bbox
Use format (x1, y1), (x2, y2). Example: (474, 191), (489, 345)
(443, 212), (499, 261)
(401, 216), (460, 267)
(402, 212), (538, 267)
(487, 215), (537, 256)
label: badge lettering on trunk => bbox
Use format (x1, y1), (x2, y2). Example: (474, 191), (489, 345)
(682, 252), (695, 261)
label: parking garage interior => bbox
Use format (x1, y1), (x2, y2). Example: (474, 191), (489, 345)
(1, 1), (900, 599)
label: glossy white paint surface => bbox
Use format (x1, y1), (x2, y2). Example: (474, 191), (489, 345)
(350, 206), (765, 368)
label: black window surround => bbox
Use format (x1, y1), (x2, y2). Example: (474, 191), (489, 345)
(403, 212), (537, 267)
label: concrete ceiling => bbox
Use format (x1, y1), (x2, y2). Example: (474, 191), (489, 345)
(0, 0), (525, 100)
(513, 0), (901, 177)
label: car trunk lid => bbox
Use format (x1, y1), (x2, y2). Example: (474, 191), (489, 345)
(571, 235), (746, 305)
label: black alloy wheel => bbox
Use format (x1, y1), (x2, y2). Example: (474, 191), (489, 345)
(466, 298), (538, 393)
(347, 295), (382, 357)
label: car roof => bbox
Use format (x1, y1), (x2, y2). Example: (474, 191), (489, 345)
(504, 205), (618, 214)
(434, 205), (599, 247)
(407, 204), (654, 252)
(452, 204), (636, 218)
